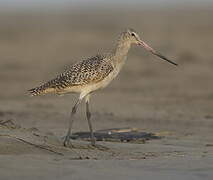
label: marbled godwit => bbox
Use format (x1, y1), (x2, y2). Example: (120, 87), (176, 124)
(29, 28), (177, 147)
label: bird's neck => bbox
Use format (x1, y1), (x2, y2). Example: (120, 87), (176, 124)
(112, 39), (131, 65)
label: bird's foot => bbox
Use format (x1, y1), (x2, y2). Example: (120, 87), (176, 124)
(88, 137), (109, 150)
(88, 143), (109, 151)
(91, 138), (96, 146)
(63, 135), (74, 147)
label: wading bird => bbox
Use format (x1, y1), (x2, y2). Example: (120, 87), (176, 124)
(29, 28), (177, 147)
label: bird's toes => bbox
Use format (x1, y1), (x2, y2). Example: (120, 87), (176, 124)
(89, 144), (109, 151)
(91, 139), (96, 146)
(63, 136), (71, 147)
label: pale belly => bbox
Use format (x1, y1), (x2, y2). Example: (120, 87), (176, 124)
(58, 59), (125, 97)
(59, 69), (119, 96)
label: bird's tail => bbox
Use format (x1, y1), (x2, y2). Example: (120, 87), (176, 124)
(28, 83), (54, 96)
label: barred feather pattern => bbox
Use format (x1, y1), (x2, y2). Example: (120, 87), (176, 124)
(29, 54), (114, 96)
(28, 82), (54, 96)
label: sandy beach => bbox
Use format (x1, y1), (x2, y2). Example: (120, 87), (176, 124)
(0, 4), (213, 179)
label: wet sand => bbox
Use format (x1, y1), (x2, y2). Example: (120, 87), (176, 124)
(0, 5), (213, 179)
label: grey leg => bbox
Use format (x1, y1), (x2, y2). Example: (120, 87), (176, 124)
(85, 94), (96, 146)
(63, 98), (81, 147)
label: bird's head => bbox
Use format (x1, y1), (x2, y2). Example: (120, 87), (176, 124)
(121, 28), (141, 44)
(122, 28), (178, 66)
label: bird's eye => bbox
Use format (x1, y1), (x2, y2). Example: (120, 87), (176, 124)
(131, 33), (135, 37)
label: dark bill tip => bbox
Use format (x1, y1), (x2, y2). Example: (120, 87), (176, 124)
(154, 51), (178, 66)
(139, 41), (178, 66)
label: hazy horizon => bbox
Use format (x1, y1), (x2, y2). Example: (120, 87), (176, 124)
(0, 0), (212, 10)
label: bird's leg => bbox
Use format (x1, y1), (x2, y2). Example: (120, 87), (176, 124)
(63, 98), (81, 147)
(85, 94), (96, 146)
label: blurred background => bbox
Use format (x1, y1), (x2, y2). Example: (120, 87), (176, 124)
(0, 0), (213, 136)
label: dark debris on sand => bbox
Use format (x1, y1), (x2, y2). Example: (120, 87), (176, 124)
(70, 127), (161, 144)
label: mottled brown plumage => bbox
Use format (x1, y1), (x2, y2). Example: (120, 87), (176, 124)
(29, 54), (114, 96)
(29, 28), (177, 147)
